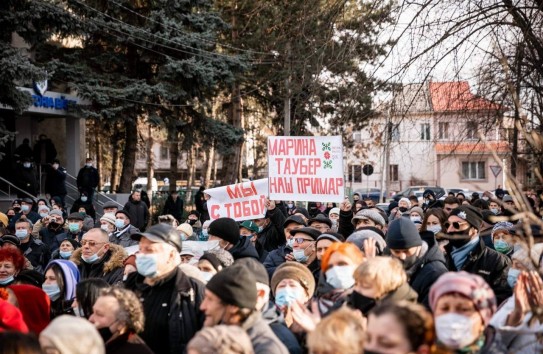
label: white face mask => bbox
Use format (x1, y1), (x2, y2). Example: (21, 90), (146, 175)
(410, 216), (422, 223)
(325, 265), (356, 289)
(435, 313), (478, 349)
(427, 225), (442, 234)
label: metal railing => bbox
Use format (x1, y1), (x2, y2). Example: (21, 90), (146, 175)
(0, 176), (38, 200)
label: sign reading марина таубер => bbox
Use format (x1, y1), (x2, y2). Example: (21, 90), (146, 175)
(267, 136), (345, 203)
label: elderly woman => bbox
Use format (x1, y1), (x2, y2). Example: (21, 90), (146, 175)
(489, 244), (543, 353)
(52, 238), (80, 260)
(349, 256), (417, 315)
(43, 259), (80, 318)
(429, 271), (506, 352)
(0, 247), (26, 286)
(315, 242), (364, 315)
(89, 287), (153, 354)
(40, 315), (105, 354)
(491, 221), (516, 256)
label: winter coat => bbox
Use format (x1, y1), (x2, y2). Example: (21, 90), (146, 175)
(9, 211), (41, 230)
(338, 209), (355, 238)
(44, 165), (67, 196)
(49, 230), (84, 252)
(406, 232), (449, 308)
(264, 245), (292, 279)
(228, 236), (260, 261)
(40, 226), (67, 251)
(261, 302), (303, 354)
(162, 196), (184, 223)
(444, 238), (512, 305)
(70, 244), (126, 285)
(258, 208), (287, 252)
(110, 225), (140, 248)
(15, 165), (38, 197)
(105, 332), (154, 354)
(20, 238), (51, 273)
(70, 201), (96, 221)
(123, 200), (149, 232)
(242, 312), (289, 354)
(33, 138), (57, 164)
(124, 266), (206, 354)
(76, 166), (99, 190)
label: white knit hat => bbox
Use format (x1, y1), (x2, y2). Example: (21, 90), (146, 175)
(40, 315), (105, 354)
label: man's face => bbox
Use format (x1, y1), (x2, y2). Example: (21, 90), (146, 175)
(292, 233), (314, 252)
(364, 200), (375, 208)
(310, 221), (330, 233)
(132, 191), (141, 202)
(398, 200), (409, 209)
(200, 289), (228, 327)
(180, 255), (194, 264)
(68, 219), (83, 229)
(104, 207), (118, 214)
(89, 295), (119, 330)
(138, 237), (173, 276)
(445, 215), (472, 235)
(284, 223), (304, 240)
(504, 200), (515, 208)
(116, 213), (129, 226)
(355, 217), (376, 229)
(81, 230), (109, 258)
(443, 203), (459, 215)
(316, 239), (333, 260)
(390, 246), (420, 261)
(50, 214), (64, 225)
(15, 222), (31, 235)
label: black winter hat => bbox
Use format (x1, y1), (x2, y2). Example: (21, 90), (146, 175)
(449, 205), (483, 230)
(290, 227), (322, 240)
(60, 238), (81, 250)
(235, 258), (269, 286)
(199, 253), (222, 272)
(283, 215), (307, 229)
(208, 218), (240, 245)
(206, 265), (257, 309)
(308, 214), (332, 228)
(131, 223), (183, 252)
(115, 210), (131, 221)
(292, 207), (310, 219)
(386, 217), (422, 250)
(67, 212), (84, 221)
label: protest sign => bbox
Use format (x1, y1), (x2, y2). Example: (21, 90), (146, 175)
(205, 179), (268, 221)
(267, 136), (344, 202)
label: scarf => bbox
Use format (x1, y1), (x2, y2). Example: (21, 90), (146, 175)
(451, 237), (479, 270)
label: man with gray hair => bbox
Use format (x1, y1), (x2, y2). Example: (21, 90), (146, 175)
(125, 223), (205, 354)
(70, 228), (126, 284)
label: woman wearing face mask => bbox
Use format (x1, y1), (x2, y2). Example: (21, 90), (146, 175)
(491, 222), (516, 257)
(315, 242), (364, 315)
(43, 260), (80, 319)
(271, 261), (315, 315)
(489, 244), (543, 354)
(71, 278), (110, 319)
(197, 251), (234, 283)
(364, 300), (435, 354)
(429, 271), (506, 353)
(89, 287), (154, 354)
(421, 208), (448, 250)
(51, 239), (80, 260)
(349, 256), (417, 316)
(100, 213), (117, 237)
(409, 207), (425, 231)
(0, 247), (26, 287)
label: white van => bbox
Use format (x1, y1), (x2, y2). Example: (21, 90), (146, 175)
(132, 177), (158, 192)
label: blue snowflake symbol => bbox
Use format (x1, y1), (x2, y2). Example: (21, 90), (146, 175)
(322, 142), (331, 151)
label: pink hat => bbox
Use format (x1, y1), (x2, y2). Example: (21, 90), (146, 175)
(429, 271), (496, 326)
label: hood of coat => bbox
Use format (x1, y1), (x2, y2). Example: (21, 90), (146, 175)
(70, 244), (127, 273)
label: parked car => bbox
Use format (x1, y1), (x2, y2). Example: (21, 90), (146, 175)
(354, 188), (387, 203)
(393, 186), (447, 201)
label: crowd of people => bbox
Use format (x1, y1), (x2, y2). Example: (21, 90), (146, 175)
(0, 184), (542, 354)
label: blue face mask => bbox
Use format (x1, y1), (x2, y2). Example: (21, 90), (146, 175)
(115, 219), (125, 229)
(42, 283), (61, 301)
(427, 225), (442, 235)
(68, 223), (80, 233)
(202, 230), (208, 237)
(81, 250), (101, 264)
(275, 287), (304, 308)
(0, 275), (14, 285)
(135, 254), (158, 278)
(15, 229), (28, 240)
(81, 197), (88, 202)
(293, 249), (309, 263)
(60, 250), (72, 259)
(494, 239), (512, 254)
(507, 268), (521, 288)
(21, 205), (30, 213)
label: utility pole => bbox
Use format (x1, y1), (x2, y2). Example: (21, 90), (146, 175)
(380, 110), (391, 202)
(284, 43), (291, 136)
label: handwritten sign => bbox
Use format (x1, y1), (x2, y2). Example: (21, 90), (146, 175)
(268, 136), (344, 202)
(205, 179), (268, 221)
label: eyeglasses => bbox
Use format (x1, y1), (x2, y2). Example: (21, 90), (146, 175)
(293, 237), (313, 244)
(81, 240), (106, 247)
(444, 221), (468, 230)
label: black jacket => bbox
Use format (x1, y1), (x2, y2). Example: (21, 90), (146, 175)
(229, 236), (260, 261)
(264, 245), (291, 279)
(163, 196), (184, 223)
(406, 232), (449, 308)
(70, 245), (126, 285)
(338, 209), (355, 238)
(44, 165), (67, 196)
(76, 166), (99, 189)
(124, 200), (149, 231)
(444, 237), (512, 304)
(40, 226), (67, 251)
(15, 165), (38, 197)
(19, 238), (51, 273)
(258, 208), (287, 252)
(262, 302), (302, 354)
(70, 200), (96, 221)
(125, 266), (205, 354)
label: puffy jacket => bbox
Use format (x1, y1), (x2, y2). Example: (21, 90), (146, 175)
(257, 208), (287, 252)
(228, 237), (259, 261)
(70, 244), (126, 285)
(110, 225), (140, 248)
(444, 237), (511, 305)
(124, 266), (205, 354)
(406, 232), (449, 308)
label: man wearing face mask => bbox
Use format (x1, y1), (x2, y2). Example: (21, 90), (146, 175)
(124, 191), (149, 232)
(54, 213), (86, 252)
(264, 215), (307, 278)
(386, 216), (448, 308)
(239, 221), (265, 261)
(125, 223), (205, 354)
(14, 218), (51, 272)
(422, 189), (443, 211)
(287, 227), (321, 282)
(207, 217), (259, 261)
(70, 192), (96, 221)
(111, 210), (139, 248)
(70, 228), (126, 285)
(44, 159), (67, 207)
(76, 157), (99, 201)
(15, 157), (38, 199)
(253, 199), (288, 253)
(9, 198), (40, 229)
(443, 205), (511, 304)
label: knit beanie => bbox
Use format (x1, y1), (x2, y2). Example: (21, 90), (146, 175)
(206, 265), (257, 309)
(511, 244), (543, 271)
(449, 205), (483, 230)
(410, 207), (424, 219)
(347, 227), (387, 254)
(351, 208), (386, 227)
(329, 208), (340, 217)
(45, 260), (80, 301)
(8, 284), (50, 334)
(270, 262), (316, 298)
(491, 221), (514, 239)
(208, 218), (240, 245)
(100, 213), (116, 225)
(199, 253), (222, 272)
(386, 217), (422, 250)
(399, 197), (412, 209)
(235, 258), (269, 286)
(429, 271), (496, 326)
(41, 315), (105, 354)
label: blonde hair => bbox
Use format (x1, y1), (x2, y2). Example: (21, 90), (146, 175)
(354, 256), (406, 299)
(307, 307), (365, 354)
(100, 287), (145, 333)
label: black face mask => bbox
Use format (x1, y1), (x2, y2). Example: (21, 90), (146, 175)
(188, 219), (197, 226)
(13, 207), (21, 213)
(447, 230), (472, 248)
(98, 327), (114, 343)
(398, 207), (408, 213)
(348, 291), (376, 316)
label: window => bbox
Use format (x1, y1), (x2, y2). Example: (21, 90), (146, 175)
(462, 161), (486, 180)
(420, 123), (430, 140)
(438, 122), (449, 139)
(353, 132), (362, 143)
(348, 165), (363, 183)
(389, 164), (399, 182)
(388, 123), (400, 141)
(466, 121), (478, 140)
(160, 145), (169, 160)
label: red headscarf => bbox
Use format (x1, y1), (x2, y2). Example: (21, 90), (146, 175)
(9, 285), (50, 334)
(0, 298), (28, 333)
